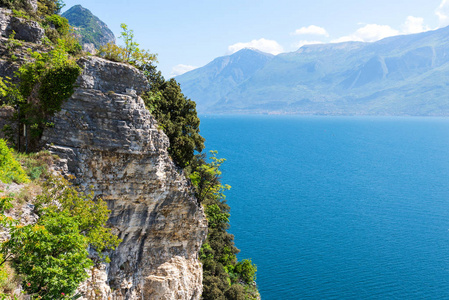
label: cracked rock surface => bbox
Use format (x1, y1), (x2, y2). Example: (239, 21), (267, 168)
(42, 57), (207, 300)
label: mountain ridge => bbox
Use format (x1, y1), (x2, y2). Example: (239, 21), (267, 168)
(62, 5), (115, 51)
(176, 26), (449, 115)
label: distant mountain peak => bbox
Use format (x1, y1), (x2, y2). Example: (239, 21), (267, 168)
(62, 5), (115, 51)
(232, 47), (274, 56)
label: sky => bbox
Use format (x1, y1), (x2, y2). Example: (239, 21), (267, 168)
(62, 0), (449, 78)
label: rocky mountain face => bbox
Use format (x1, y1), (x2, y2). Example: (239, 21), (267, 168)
(0, 7), (47, 89)
(40, 56), (208, 299)
(176, 48), (274, 112)
(177, 26), (449, 115)
(62, 5), (115, 53)
(0, 7), (44, 43)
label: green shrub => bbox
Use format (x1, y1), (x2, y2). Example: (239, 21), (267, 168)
(0, 256), (7, 287)
(234, 259), (257, 284)
(0, 139), (29, 184)
(44, 26), (59, 43)
(98, 42), (126, 63)
(1, 0), (63, 18)
(142, 77), (204, 168)
(11, 8), (29, 19)
(0, 175), (121, 299)
(0, 0), (32, 12)
(224, 284), (245, 300)
(45, 14), (69, 36)
(97, 24), (156, 68)
(15, 41), (81, 143)
(37, 0), (64, 16)
(6, 211), (92, 299)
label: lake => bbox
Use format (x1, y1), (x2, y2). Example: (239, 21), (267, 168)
(200, 115), (449, 299)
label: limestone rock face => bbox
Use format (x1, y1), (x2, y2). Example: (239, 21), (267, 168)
(0, 8), (44, 43)
(26, 0), (38, 13)
(41, 57), (207, 299)
(82, 42), (96, 54)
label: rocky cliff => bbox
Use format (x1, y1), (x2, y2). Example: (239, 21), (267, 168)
(0, 7), (44, 43)
(41, 57), (208, 299)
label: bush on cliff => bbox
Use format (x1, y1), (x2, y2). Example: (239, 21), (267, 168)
(142, 75), (205, 168)
(0, 0), (64, 18)
(98, 24), (204, 169)
(98, 23), (156, 68)
(0, 139), (29, 184)
(0, 0), (33, 12)
(1, 40), (82, 150)
(190, 151), (259, 300)
(0, 143), (121, 299)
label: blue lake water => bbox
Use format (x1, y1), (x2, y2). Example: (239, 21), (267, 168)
(199, 115), (449, 300)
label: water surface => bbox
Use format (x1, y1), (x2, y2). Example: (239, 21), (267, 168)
(200, 115), (449, 299)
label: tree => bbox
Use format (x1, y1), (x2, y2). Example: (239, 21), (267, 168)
(190, 151), (258, 299)
(4, 211), (92, 299)
(98, 24), (203, 169)
(98, 23), (156, 68)
(143, 78), (205, 168)
(0, 173), (120, 299)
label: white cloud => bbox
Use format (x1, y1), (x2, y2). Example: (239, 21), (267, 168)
(293, 25), (329, 37)
(293, 40), (324, 49)
(330, 14), (434, 45)
(170, 64), (197, 77)
(228, 38), (284, 55)
(436, 0), (449, 27)
(331, 24), (399, 43)
(402, 16), (429, 34)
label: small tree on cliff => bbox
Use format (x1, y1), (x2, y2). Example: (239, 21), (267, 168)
(98, 23), (156, 68)
(142, 77), (205, 168)
(98, 24), (204, 168)
(0, 147), (121, 300)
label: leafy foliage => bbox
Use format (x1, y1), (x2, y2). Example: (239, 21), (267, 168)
(0, 176), (120, 299)
(9, 40), (82, 146)
(5, 211), (92, 299)
(0, 78), (7, 98)
(0, 0), (64, 17)
(37, 0), (64, 16)
(45, 14), (69, 36)
(97, 42), (123, 62)
(0, 139), (29, 184)
(0, 0), (33, 12)
(98, 23), (156, 68)
(34, 176), (121, 258)
(142, 77), (205, 168)
(234, 259), (257, 284)
(190, 151), (258, 299)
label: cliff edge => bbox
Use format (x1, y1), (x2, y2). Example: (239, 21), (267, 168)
(41, 56), (208, 299)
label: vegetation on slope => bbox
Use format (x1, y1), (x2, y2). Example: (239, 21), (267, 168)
(0, 140), (120, 299)
(0, 0), (83, 151)
(0, 0), (64, 17)
(98, 24), (259, 299)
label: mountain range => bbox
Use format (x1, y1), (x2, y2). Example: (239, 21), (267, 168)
(176, 26), (449, 115)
